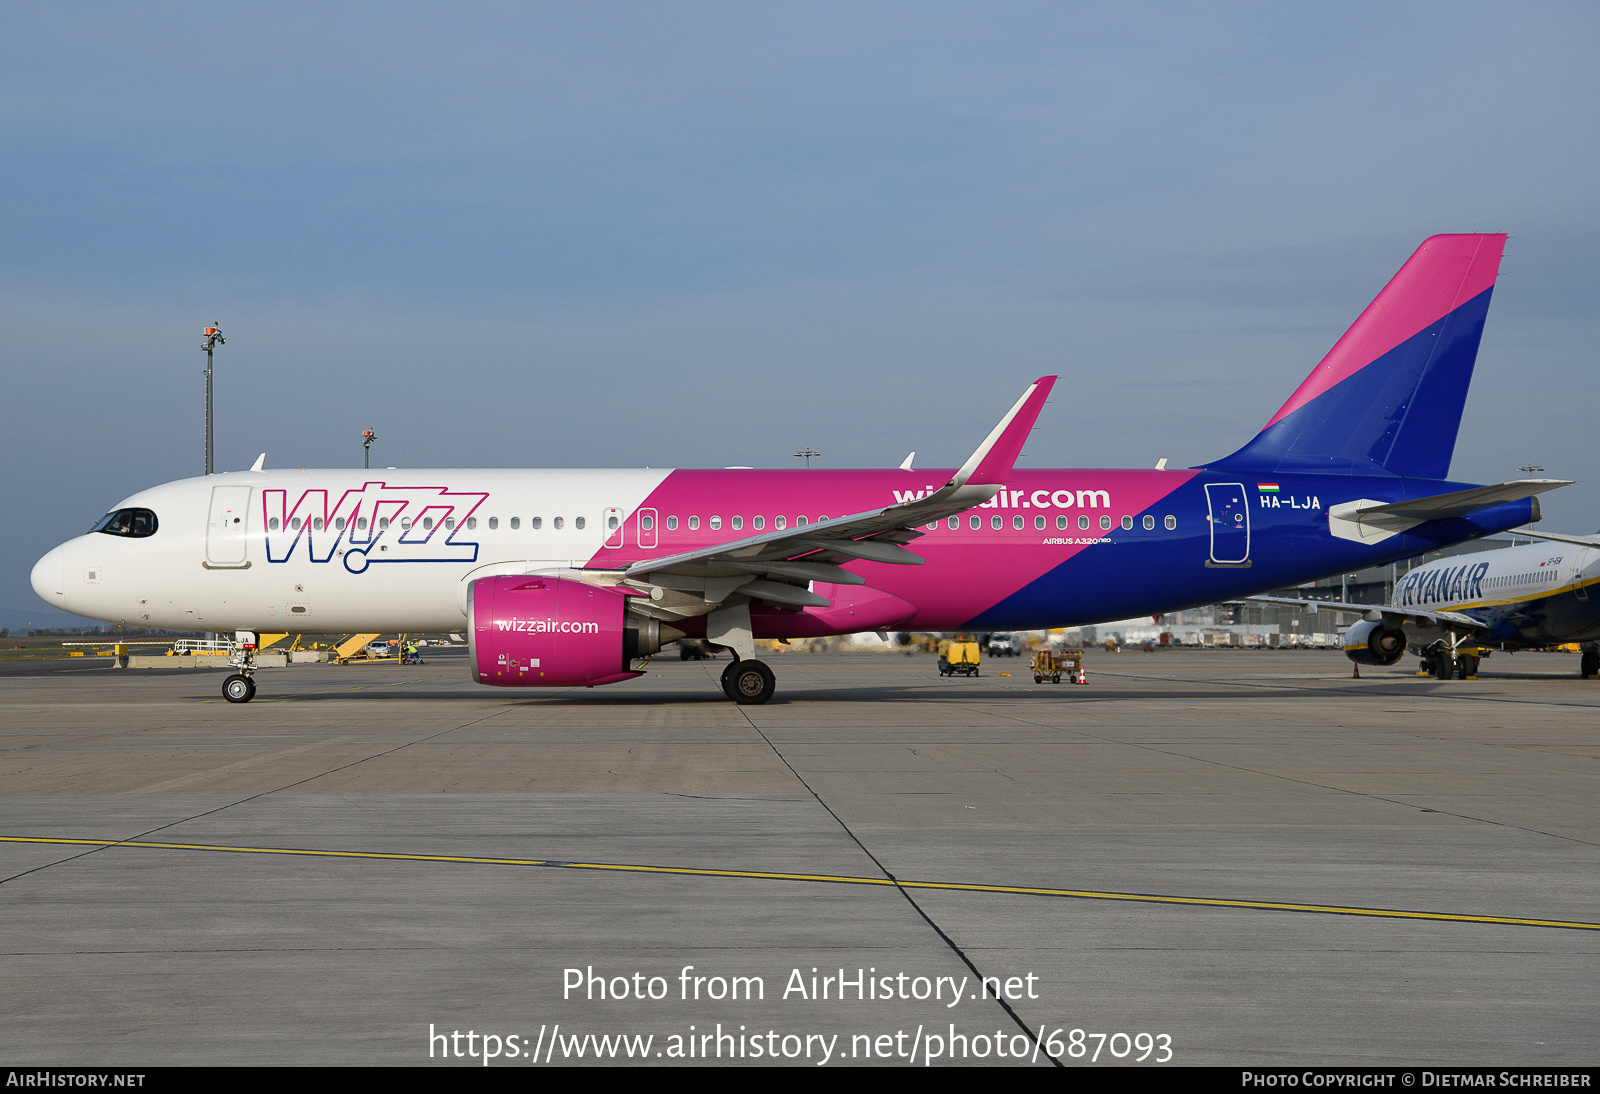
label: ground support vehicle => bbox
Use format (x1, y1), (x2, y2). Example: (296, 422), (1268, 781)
(1033, 648), (1085, 684)
(940, 641), (981, 677)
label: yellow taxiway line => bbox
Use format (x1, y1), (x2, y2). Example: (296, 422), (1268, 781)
(4, 835), (1596, 932)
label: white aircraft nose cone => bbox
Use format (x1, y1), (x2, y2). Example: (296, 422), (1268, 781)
(31, 543), (67, 604)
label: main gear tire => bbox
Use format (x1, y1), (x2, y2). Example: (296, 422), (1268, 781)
(722, 659), (776, 705)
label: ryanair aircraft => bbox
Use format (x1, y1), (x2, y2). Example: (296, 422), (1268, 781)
(1259, 530), (1600, 680)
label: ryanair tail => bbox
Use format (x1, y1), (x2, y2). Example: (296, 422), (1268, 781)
(1210, 233), (1507, 479)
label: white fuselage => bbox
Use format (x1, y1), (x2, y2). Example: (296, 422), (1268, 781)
(30, 469), (669, 633)
(1392, 540), (1600, 646)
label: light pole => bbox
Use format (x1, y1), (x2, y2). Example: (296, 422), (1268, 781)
(363, 429), (378, 469)
(201, 323), (225, 475)
(794, 447), (821, 468)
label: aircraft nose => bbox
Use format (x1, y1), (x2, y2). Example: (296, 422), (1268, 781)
(31, 542), (68, 606)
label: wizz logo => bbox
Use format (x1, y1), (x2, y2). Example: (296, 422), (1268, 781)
(263, 483), (488, 574)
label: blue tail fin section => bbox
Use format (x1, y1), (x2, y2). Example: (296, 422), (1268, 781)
(1210, 234), (1505, 479)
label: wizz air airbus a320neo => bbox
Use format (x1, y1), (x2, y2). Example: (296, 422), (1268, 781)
(31, 234), (1568, 705)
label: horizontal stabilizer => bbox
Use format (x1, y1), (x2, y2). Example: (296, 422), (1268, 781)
(1356, 479), (1570, 521)
(1327, 479), (1569, 545)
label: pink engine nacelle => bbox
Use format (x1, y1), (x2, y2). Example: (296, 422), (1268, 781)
(468, 575), (645, 688)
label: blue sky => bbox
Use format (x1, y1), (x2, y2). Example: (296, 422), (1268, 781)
(4, 1), (1598, 621)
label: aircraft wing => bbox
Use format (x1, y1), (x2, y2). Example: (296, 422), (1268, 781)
(1246, 594), (1486, 633)
(622, 376), (1057, 612)
(1512, 529), (1600, 549)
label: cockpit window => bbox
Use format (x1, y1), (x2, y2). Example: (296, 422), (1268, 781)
(90, 508), (159, 538)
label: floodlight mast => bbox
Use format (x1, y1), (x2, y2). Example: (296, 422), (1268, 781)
(363, 429), (377, 470)
(201, 323), (225, 475)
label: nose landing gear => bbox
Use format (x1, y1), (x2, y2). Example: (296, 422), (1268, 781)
(222, 630), (259, 703)
(222, 673), (256, 703)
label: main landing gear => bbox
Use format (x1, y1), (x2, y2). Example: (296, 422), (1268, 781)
(1420, 640), (1479, 681)
(721, 659), (776, 705)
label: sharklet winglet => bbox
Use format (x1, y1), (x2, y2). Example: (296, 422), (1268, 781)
(949, 376), (1056, 489)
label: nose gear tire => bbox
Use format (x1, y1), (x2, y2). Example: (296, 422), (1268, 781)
(223, 674), (256, 703)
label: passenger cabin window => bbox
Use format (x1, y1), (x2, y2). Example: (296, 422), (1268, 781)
(531, 517), (542, 530)
(1012, 515), (1024, 530)
(575, 517), (586, 530)
(1100, 516), (1112, 530)
(776, 516), (787, 530)
(948, 517), (958, 530)
(1078, 516), (1089, 530)
(1057, 516), (1068, 530)
(1035, 515), (1045, 530)
(1143, 515), (1155, 530)
(752, 516), (763, 530)
(92, 508), (159, 538)
(554, 517), (565, 529)
(991, 516), (1002, 530)
(688, 516), (699, 530)
(970, 516), (981, 530)
(1121, 515), (1133, 530)
(488, 517), (498, 530)
(666, 516), (678, 530)
(732, 516), (743, 530)
(510, 517), (520, 530)
(710, 516), (722, 530)
(466, 517), (476, 529)
(1164, 515), (1176, 530)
